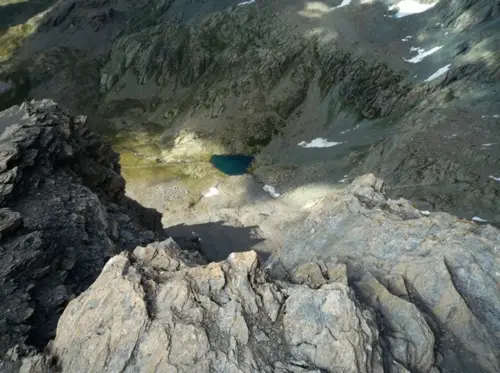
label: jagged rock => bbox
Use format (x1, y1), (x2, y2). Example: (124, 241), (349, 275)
(0, 208), (22, 239)
(0, 1), (499, 372)
(23, 245), (384, 373)
(357, 274), (435, 373)
(2, 173), (495, 373)
(0, 100), (165, 354)
(270, 174), (500, 373)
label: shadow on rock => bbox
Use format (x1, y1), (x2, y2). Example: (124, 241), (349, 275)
(166, 221), (268, 263)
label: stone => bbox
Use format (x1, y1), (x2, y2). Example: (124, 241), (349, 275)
(356, 274), (435, 372)
(0, 101), (165, 355)
(270, 174), (500, 373)
(290, 262), (327, 287)
(38, 249), (384, 373)
(0, 208), (22, 238)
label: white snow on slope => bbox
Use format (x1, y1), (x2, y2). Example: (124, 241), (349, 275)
(472, 216), (488, 223)
(389, 0), (438, 18)
(404, 46), (442, 63)
(331, 0), (352, 9)
(203, 186), (219, 197)
(425, 64), (451, 82)
(263, 185), (280, 198)
(238, 0), (255, 6)
(489, 175), (500, 182)
(419, 210), (431, 216)
(298, 138), (342, 148)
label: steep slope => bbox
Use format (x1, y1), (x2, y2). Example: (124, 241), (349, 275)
(0, 0), (498, 222)
(4, 175), (499, 373)
(0, 100), (165, 355)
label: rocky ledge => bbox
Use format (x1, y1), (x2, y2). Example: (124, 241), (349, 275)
(0, 101), (499, 373)
(0, 100), (165, 355)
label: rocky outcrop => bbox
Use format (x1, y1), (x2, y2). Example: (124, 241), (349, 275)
(0, 1), (498, 372)
(2, 174), (499, 373)
(269, 174), (500, 373)
(0, 100), (165, 355)
(7, 242), (385, 373)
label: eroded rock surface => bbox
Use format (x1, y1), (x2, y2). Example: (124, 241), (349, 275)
(270, 174), (500, 373)
(10, 244), (385, 373)
(3, 174), (499, 373)
(0, 100), (165, 355)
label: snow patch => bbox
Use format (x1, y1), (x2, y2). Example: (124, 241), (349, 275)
(482, 114), (500, 119)
(203, 186), (219, 198)
(298, 138), (342, 148)
(419, 210), (431, 216)
(489, 175), (500, 182)
(263, 185), (280, 198)
(424, 64), (451, 82)
(482, 143), (493, 147)
(238, 0), (255, 6)
(404, 46), (443, 63)
(472, 216), (488, 223)
(331, 0), (352, 8)
(401, 36), (413, 41)
(389, 0), (438, 18)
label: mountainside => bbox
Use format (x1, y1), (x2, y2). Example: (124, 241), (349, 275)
(0, 0), (499, 372)
(0, 100), (165, 356)
(0, 0), (499, 222)
(0, 101), (498, 373)
(0, 149), (500, 373)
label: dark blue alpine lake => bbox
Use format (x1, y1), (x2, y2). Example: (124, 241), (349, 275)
(210, 155), (254, 175)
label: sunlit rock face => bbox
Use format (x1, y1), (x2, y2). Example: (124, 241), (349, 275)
(5, 173), (500, 373)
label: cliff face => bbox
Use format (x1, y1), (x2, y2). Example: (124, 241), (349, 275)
(0, 100), (165, 354)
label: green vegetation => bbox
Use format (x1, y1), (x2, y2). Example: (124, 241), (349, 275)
(0, 0), (28, 6)
(101, 122), (227, 194)
(0, 23), (34, 61)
